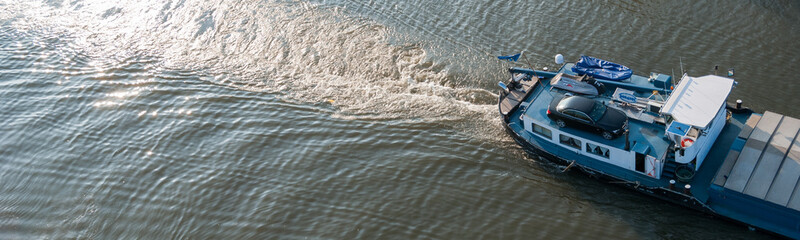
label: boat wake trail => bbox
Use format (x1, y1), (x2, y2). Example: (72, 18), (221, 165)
(4, 0), (506, 140)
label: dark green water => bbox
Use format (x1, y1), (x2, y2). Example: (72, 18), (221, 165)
(1, 0), (797, 239)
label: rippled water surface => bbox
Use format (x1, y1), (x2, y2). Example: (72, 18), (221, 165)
(1, 0), (798, 239)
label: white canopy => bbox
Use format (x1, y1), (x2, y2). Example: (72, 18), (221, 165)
(661, 74), (735, 129)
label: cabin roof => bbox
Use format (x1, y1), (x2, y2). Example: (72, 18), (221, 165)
(661, 74), (735, 128)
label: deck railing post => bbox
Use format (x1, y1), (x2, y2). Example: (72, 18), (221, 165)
(624, 130), (630, 151)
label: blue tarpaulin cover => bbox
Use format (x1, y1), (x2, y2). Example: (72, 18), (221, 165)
(572, 56), (633, 81)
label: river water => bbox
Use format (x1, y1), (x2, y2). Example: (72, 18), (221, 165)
(1, 0), (797, 239)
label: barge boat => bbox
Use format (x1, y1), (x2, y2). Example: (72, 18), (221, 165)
(498, 55), (800, 238)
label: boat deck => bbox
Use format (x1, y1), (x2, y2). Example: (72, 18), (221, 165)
(499, 77), (539, 116)
(523, 66), (672, 163)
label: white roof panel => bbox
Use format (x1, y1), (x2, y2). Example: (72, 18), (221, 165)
(661, 74), (734, 128)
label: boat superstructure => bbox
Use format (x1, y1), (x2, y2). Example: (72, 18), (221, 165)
(498, 56), (800, 238)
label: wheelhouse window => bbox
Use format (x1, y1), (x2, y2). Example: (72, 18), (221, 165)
(559, 134), (581, 149)
(586, 142), (610, 158)
(531, 122), (552, 139)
